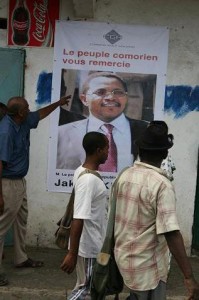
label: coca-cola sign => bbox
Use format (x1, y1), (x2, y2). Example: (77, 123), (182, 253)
(8, 0), (60, 47)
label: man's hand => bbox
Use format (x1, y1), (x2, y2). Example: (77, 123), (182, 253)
(38, 95), (71, 120)
(61, 219), (83, 273)
(0, 194), (4, 215)
(185, 277), (199, 300)
(165, 230), (199, 299)
(60, 251), (77, 274)
(59, 95), (71, 107)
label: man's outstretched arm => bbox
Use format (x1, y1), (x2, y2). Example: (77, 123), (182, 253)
(165, 230), (199, 300)
(38, 95), (71, 120)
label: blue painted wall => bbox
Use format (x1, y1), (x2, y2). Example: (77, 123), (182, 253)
(165, 86), (199, 118)
(36, 71), (52, 107)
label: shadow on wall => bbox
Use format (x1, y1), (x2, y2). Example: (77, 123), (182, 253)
(165, 86), (199, 118)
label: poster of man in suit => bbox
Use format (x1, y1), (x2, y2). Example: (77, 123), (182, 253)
(56, 70), (156, 171)
(47, 21), (169, 192)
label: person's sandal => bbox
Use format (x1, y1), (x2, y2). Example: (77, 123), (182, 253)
(0, 273), (8, 286)
(15, 258), (44, 268)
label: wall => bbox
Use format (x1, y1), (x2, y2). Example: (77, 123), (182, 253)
(0, 0), (198, 252)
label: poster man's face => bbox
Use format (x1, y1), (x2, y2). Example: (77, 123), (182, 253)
(80, 76), (128, 123)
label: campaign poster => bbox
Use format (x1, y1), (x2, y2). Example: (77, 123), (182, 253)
(47, 21), (169, 192)
(8, 0), (59, 47)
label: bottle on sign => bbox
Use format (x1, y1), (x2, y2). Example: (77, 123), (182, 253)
(12, 0), (30, 46)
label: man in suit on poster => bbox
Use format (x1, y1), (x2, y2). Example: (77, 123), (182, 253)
(57, 72), (148, 172)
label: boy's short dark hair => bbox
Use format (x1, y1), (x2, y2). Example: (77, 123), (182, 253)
(82, 131), (107, 155)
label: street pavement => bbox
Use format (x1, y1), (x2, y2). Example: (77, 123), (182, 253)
(0, 246), (198, 299)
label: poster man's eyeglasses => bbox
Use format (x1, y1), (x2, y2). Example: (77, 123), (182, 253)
(87, 89), (127, 98)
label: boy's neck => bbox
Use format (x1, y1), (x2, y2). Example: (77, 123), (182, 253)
(141, 159), (162, 168)
(82, 158), (99, 171)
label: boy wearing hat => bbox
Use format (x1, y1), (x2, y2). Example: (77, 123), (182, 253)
(113, 121), (199, 300)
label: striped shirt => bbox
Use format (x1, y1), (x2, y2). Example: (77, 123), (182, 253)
(114, 161), (180, 291)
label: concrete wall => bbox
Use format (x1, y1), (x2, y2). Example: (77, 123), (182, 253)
(0, 0), (198, 251)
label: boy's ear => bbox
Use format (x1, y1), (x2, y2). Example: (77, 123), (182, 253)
(96, 147), (102, 156)
(79, 94), (89, 107)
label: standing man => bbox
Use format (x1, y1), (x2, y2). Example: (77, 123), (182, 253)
(61, 131), (109, 299)
(0, 95), (70, 286)
(57, 72), (148, 171)
(113, 121), (199, 300)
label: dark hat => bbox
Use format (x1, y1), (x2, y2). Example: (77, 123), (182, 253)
(135, 121), (174, 150)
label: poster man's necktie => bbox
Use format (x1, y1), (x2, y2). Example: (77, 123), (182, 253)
(98, 124), (117, 172)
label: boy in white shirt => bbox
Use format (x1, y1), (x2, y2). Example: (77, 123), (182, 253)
(61, 131), (109, 300)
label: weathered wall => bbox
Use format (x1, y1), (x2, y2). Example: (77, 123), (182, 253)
(0, 0), (198, 251)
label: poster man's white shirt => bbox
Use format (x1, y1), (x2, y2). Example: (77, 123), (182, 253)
(88, 114), (133, 171)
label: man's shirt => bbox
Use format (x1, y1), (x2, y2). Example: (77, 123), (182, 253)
(73, 165), (108, 258)
(0, 113), (39, 178)
(114, 161), (180, 291)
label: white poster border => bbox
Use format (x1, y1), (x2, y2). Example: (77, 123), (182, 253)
(47, 21), (169, 193)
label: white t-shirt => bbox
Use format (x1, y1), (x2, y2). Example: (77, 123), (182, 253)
(73, 165), (108, 258)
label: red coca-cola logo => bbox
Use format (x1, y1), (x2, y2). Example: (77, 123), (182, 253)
(33, 1), (50, 43)
(13, 20), (29, 31)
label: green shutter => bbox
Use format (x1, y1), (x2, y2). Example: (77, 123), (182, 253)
(0, 47), (25, 246)
(0, 48), (25, 104)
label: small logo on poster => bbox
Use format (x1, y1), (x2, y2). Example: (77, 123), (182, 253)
(104, 30), (122, 44)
